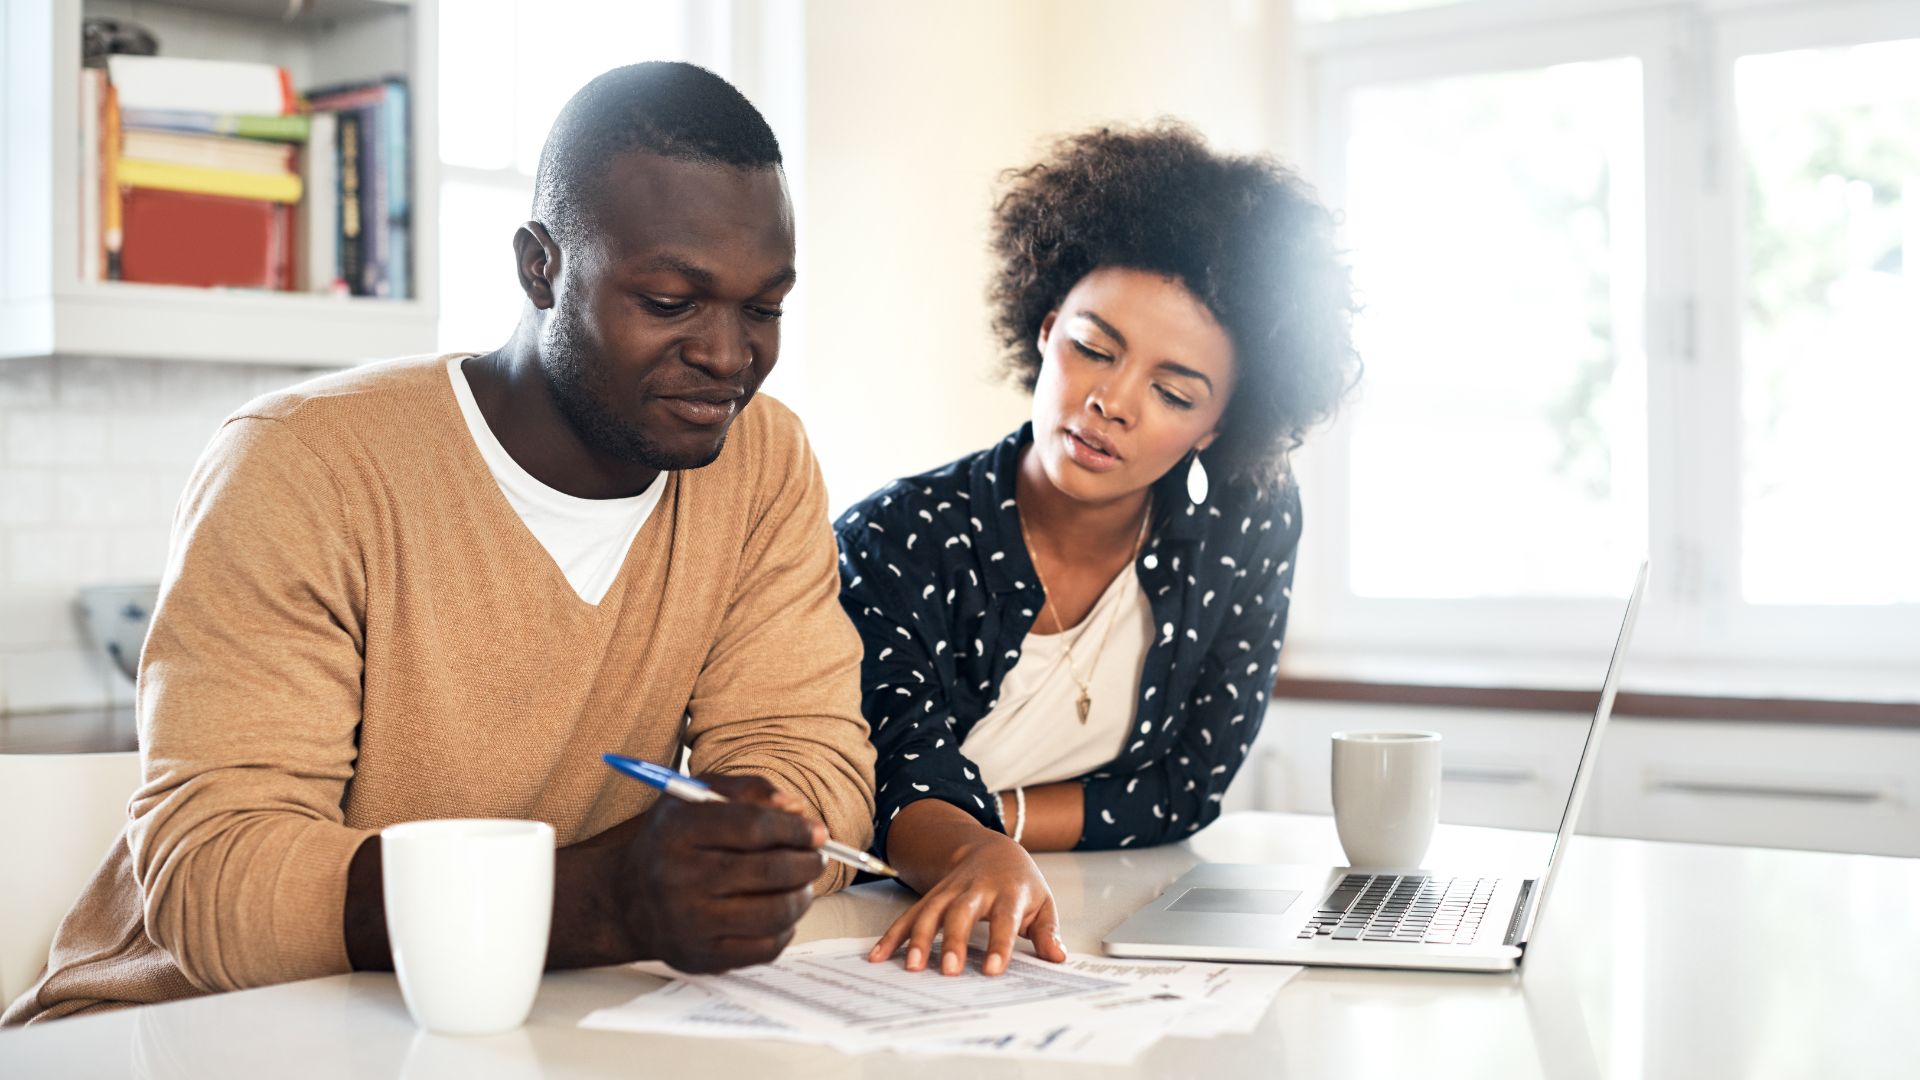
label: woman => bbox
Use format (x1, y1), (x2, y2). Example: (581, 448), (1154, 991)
(835, 123), (1358, 977)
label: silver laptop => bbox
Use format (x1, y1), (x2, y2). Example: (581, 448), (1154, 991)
(1104, 560), (1648, 974)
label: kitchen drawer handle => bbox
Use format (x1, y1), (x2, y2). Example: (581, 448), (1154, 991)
(1649, 780), (1885, 805)
(1443, 766), (1540, 785)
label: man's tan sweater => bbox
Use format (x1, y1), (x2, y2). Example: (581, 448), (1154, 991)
(3, 355), (875, 1025)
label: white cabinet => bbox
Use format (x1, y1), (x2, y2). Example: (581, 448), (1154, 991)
(1596, 719), (1919, 858)
(1248, 700), (1920, 858)
(1, 0), (440, 366)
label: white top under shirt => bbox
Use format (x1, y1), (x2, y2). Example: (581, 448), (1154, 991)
(447, 356), (665, 605)
(960, 565), (1154, 793)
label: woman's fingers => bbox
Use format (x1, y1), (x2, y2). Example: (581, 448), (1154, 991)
(905, 890), (954, 972)
(937, 890), (989, 975)
(982, 896), (1022, 976)
(868, 904), (919, 963)
(1025, 896), (1067, 963)
(874, 891), (1062, 972)
(868, 837), (1055, 975)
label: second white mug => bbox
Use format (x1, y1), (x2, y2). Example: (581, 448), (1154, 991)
(1330, 730), (1441, 868)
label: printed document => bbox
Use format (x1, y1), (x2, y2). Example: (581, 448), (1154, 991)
(580, 937), (1302, 1063)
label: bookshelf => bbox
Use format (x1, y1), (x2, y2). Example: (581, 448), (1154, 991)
(0, 0), (439, 367)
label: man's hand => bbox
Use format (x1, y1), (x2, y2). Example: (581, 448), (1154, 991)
(592, 773), (827, 973)
(346, 773), (826, 974)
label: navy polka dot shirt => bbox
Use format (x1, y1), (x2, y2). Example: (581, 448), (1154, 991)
(835, 424), (1302, 858)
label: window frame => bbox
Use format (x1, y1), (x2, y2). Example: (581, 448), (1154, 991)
(1291, 0), (1920, 676)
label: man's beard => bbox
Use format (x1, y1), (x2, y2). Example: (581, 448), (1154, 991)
(539, 308), (732, 472)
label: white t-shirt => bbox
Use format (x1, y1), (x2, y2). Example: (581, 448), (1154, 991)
(960, 566), (1153, 793)
(446, 356), (664, 605)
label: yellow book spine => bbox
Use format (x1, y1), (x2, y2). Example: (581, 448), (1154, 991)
(116, 158), (303, 204)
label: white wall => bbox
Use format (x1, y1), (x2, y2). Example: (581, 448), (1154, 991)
(1035, 0), (1292, 156)
(793, 0), (1294, 511)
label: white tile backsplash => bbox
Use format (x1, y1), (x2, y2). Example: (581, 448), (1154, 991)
(50, 468), (190, 527)
(5, 410), (112, 466)
(0, 356), (338, 713)
(0, 468), (56, 526)
(53, 472), (140, 527)
(106, 414), (227, 467)
(47, 355), (164, 406)
(0, 358), (55, 406)
(108, 524), (175, 582)
(0, 585), (83, 651)
(7, 528), (116, 587)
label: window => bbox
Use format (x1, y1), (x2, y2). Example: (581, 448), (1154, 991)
(1734, 38), (1920, 606)
(1296, 0), (1920, 670)
(1343, 58), (1646, 600)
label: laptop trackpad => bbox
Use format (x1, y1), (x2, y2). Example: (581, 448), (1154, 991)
(1166, 887), (1303, 915)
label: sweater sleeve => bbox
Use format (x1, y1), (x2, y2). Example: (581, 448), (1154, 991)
(683, 411), (876, 895)
(1077, 491), (1302, 849)
(125, 416), (375, 994)
(836, 504), (1001, 862)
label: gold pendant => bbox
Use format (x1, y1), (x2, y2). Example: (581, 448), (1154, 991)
(1076, 690), (1091, 724)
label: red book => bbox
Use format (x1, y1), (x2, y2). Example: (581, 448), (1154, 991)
(119, 187), (293, 290)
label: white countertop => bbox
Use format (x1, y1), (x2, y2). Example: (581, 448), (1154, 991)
(3, 811), (1913, 1078)
(0, 707), (137, 755)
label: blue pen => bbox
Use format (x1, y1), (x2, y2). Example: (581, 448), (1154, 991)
(602, 752), (899, 879)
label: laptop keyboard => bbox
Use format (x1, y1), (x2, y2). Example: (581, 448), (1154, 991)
(1295, 874), (1497, 945)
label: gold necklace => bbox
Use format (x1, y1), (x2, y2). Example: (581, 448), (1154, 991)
(1018, 499), (1152, 724)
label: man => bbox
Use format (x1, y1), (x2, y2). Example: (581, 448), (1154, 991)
(3, 62), (873, 1025)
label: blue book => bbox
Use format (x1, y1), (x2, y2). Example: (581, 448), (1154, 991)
(381, 79), (410, 300)
(351, 95), (387, 297)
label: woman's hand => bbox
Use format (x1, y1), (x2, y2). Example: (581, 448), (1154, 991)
(867, 829), (1068, 976)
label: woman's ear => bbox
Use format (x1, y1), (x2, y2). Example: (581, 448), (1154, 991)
(1036, 310), (1059, 354)
(1195, 428), (1221, 454)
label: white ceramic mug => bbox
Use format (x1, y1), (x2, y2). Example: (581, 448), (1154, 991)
(381, 819), (555, 1035)
(1330, 731), (1442, 868)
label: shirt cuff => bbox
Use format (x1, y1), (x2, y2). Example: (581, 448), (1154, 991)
(873, 776), (1001, 863)
(269, 823), (377, 984)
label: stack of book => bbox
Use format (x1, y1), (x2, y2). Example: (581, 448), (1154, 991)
(80, 54), (410, 299)
(308, 79), (412, 300)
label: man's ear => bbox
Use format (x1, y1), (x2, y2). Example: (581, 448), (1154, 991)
(1036, 310), (1059, 354)
(513, 221), (561, 310)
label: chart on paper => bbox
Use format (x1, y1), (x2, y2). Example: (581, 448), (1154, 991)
(698, 948), (1122, 1027)
(584, 938), (1304, 1064)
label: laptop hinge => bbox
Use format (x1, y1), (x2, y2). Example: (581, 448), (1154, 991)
(1503, 879), (1538, 948)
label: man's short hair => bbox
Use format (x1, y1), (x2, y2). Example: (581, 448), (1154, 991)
(532, 61), (783, 250)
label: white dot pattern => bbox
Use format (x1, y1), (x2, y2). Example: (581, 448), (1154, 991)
(834, 424), (1302, 859)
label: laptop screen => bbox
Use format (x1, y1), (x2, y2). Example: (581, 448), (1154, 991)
(1522, 558), (1649, 944)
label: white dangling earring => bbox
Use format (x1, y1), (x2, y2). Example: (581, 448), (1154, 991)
(1185, 450), (1209, 505)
